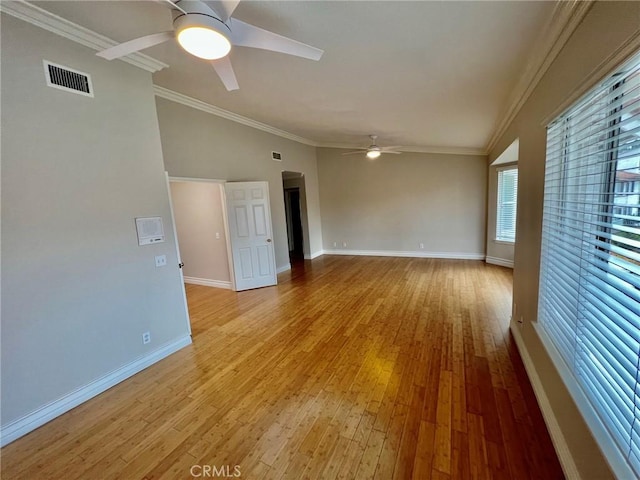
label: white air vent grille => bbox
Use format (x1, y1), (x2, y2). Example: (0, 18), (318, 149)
(44, 61), (93, 97)
(271, 151), (282, 161)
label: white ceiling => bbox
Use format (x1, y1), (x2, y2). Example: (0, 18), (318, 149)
(31, 1), (556, 152)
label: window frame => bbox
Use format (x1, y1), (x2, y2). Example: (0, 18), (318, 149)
(495, 165), (519, 243)
(537, 52), (640, 480)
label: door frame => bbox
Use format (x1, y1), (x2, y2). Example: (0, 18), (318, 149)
(165, 172), (192, 335)
(281, 171), (311, 259)
(168, 176), (237, 291)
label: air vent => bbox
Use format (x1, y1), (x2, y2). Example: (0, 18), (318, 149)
(43, 61), (93, 97)
(272, 151), (282, 161)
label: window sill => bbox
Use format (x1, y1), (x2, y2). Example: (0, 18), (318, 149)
(493, 239), (515, 245)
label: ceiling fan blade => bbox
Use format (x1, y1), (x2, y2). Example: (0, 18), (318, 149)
(381, 151), (402, 155)
(341, 150), (366, 156)
(96, 32), (173, 60)
(203, 0), (240, 22)
(151, 0), (188, 14)
(229, 19), (323, 61)
(211, 56), (239, 91)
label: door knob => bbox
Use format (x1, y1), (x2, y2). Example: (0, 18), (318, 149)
(266, 238), (272, 243)
(178, 262), (184, 268)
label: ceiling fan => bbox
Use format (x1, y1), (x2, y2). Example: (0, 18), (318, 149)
(96, 0), (324, 91)
(342, 135), (402, 159)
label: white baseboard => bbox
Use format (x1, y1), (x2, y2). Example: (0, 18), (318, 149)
(276, 263), (291, 274)
(183, 276), (232, 290)
(510, 324), (579, 479)
(485, 256), (514, 268)
(304, 250), (323, 260)
(321, 249), (485, 260)
(0, 335), (192, 447)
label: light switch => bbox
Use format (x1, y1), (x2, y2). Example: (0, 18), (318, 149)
(155, 255), (167, 267)
(216, 232), (221, 239)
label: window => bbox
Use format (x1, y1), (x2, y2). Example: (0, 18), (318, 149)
(496, 167), (518, 242)
(539, 52), (640, 476)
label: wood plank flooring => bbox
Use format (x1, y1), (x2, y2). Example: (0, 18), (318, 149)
(1, 256), (564, 479)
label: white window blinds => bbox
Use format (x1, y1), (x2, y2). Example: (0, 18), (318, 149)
(539, 52), (640, 475)
(496, 167), (518, 242)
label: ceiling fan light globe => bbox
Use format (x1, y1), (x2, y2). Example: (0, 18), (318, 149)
(177, 26), (231, 59)
(366, 150), (381, 159)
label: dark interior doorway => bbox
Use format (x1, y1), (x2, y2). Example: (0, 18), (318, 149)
(282, 171), (307, 264)
(285, 188), (304, 260)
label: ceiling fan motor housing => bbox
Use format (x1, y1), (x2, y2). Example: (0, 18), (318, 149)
(172, 1), (233, 59)
(173, 11), (232, 37)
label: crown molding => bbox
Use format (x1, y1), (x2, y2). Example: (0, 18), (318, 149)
(390, 145), (486, 156)
(485, 0), (595, 154)
(0, 1), (168, 73)
(154, 86), (319, 147)
(319, 143), (487, 156)
(155, 86), (488, 155)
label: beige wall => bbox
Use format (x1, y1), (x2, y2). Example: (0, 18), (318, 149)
(486, 163), (517, 266)
(170, 181), (231, 283)
(1, 16), (190, 430)
(156, 98), (323, 270)
(488, 2), (640, 478)
(317, 148), (487, 256)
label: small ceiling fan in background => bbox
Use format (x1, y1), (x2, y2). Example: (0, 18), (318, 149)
(96, 0), (324, 91)
(342, 135), (402, 159)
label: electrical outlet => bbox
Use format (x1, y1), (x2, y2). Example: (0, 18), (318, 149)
(155, 255), (167, 267)
(419, 243), (424, 249)
(142, 331), (151, 344)
(215, 232), (221, 239)
(333, 242), (337, 248)
(342, 242), (347, 247)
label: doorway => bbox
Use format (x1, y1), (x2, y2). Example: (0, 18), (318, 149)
(282, 171), (309, 264)
(168, 178), (233, 290)
(285, 188), (304, 260)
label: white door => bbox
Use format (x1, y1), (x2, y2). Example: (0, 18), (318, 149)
(225, 181), (277, 291)
(165, 173), (191, 335)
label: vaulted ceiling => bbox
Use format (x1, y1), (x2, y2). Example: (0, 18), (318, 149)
(30, 1), (557, 152)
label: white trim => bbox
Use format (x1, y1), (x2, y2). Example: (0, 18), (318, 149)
(276, 263), (291, 274)
(219, 187), (237, 291)
(0, 1), (168, 73)
(485, 256), (514, 269)
(165, 172), (192, 336)
(154, 86), (318, 147)
(510, 324), (580, 480)
(322, 249), (485, 260)
(530, 322), (636, 480)
(320, 143), (487, 157)
(169, 176), (226, 184)
(304, 251), (323, 260)
(486, 1), (594, 153)
(496, 165), (518, 173)
(183, 276), (232, 290)
(492, 239), (515, 246)
(0, 335), (192, 447)
(184, 275), (232, 290)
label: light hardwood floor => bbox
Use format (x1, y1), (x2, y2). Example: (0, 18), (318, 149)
(1, 256), (564, 479)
